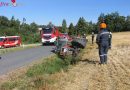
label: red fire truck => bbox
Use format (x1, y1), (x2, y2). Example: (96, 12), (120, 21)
(40, 27), (60, 45)
(0, 36), (21, 48)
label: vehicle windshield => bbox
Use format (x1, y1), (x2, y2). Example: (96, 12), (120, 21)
(0, 38), (4, 42)
(43, 28), (52, 34)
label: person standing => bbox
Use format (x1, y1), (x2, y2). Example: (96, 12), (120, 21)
(92, 32), (95, 44)
(109, 32), (112, 49)
(96, 23), (110, 64)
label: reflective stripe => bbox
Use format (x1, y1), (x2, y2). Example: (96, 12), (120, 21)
(100, 54), (107, 56)
(100, 55), (104, 56)
(100, 32), (109, 35)
(104, 54), (107, 56)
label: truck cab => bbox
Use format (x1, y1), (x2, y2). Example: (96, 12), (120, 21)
(41, 27), (59, 45)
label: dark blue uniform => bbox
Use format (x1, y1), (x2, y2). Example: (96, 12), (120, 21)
(96, 29), (110, 64)
(92, 32), (95, 44)
(109, 32), (112, 49)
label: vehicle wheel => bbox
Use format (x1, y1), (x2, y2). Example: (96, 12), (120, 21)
(42, 43), (44, 46)
(16, 44), (20, 47)
(1, 46), (4, 49)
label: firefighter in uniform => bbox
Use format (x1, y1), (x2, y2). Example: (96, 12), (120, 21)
(92, 32), (95, 44)
(109, 32), (112, 49)
(96, 23), (110, 64)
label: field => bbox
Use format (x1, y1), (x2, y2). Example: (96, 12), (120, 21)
(51, 32), (130, 90)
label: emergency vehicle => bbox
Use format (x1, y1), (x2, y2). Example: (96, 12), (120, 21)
(40, 27), (60, 45)
(0, 36), (21, 48)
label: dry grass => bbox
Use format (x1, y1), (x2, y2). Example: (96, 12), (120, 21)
(51, 31), (130, 90)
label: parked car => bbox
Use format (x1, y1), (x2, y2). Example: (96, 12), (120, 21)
(0, 36), (21, 48)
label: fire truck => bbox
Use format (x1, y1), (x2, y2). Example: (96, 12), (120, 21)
(39, 27), (60, 45)
(0, 36), (21, 48)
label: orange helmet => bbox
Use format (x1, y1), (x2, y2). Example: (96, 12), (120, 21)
(100, 23), (107, 29)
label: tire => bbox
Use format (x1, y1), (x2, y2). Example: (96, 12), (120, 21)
(1, 46), (4, 49)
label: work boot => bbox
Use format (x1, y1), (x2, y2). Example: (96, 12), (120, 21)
(104, 62), (107, 64)
(99, 62), (104, 65)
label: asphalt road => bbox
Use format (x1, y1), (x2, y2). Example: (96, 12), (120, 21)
(0, 46), (55, 75)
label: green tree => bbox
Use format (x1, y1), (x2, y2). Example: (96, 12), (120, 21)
(0, 16), (9, 28)
(76, 17), (87, 35)
(125, 16), (130, 31)
(30, 22), (38, 33)
(62, 19), (67, 33)
(87, 21), (96, 34)
(98, 12), (126, 32)
(68, 23), (75, 35)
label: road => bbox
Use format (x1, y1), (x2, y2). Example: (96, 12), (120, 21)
(0, 46), (54, 75)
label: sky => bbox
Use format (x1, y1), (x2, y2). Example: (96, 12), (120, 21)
(0, 0), (130, 26)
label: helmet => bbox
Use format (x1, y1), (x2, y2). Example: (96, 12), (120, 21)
(100, 23), (107, 29)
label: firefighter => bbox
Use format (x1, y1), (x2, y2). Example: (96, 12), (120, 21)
(83, 34), (86, 38)
(109, 32), (112, 49)
(96, 23), (110, 64)
(92, 32), (95, 44)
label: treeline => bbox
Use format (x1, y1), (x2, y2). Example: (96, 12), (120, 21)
(62, 12), (130, 36)
(0, 12), (130, 43)
(0, 16), (39, 44)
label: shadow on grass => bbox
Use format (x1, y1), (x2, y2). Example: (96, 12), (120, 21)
(80, 59), (99, 65)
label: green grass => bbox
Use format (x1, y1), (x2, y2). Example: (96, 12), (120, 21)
(26, 56), (69, 77)
(0, 48), (84, 90)
(0, 44), (40, 55)
(0, 81), (18, 90)
(0, 55), (71, 90)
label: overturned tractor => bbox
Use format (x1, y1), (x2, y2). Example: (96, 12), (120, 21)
(55, 36), (87, 64)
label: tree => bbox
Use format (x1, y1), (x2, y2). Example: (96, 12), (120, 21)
(98, 13), (105, 23)
(62, 19), (67, 33)
(68, 23), (75, 35)
(76, 17), (87, 35)
(125, 16), (130, 31)
(0, 16), (9, 28)
(10, 16), (20, 30)
(30, 22), (38, 32)
(97, 12), (126, 32)
(87, 21), (96, 34)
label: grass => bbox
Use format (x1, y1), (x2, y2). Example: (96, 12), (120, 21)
(49, 31), (130, 90)
(0, 47), (84, 90)
(26, 56), (70, 77)
(0, 43), (40, 55)
(0, 54), (73, 90)
(0, 36), (90, 90)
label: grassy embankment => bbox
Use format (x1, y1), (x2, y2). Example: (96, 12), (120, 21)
(0, 48), (82, 90)
(0, 43), (41, 55)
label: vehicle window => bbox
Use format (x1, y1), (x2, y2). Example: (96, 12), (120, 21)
(0, 38), (4, 41)
(43, 28), (52, 34)
(9, 38), (16, 41)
